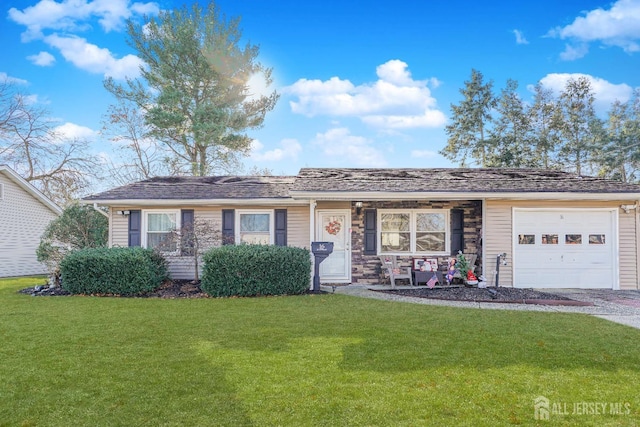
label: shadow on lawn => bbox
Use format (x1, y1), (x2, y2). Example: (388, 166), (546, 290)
(336, 313), (640, 373)
(202, 298), (640, 374)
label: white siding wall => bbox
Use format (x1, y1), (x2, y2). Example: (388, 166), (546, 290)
(109, 205), (310, 280)
(485, 199), (638, 289)
(0, 173), (59, 277)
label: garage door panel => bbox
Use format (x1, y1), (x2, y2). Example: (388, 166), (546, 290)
(514, 210), (616, 289)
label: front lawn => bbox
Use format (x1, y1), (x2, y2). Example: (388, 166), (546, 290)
(1, 277), (639, 426)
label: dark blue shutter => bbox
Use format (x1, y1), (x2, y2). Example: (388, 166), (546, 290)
(451, 209), (464, 255)
(274, 209), (287, 246)
(128, 210), (141, 247)
(181, 209), (194, 255)
(363, 209), (377, 255)
(222, 209), (235, 245)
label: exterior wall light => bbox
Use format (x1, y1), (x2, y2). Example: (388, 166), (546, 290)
(355, 201), (363, 215)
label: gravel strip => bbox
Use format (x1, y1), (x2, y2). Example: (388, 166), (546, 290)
(326, 285), (640, 329)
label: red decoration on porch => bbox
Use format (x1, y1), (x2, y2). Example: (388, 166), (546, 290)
(325, 220), (342, 236)
(467, 270), (478, 281)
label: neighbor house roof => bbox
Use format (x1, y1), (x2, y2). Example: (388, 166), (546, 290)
(83, 175), (300, 206)
(0, 165), (62, 214)
(289, 168), (640, 201)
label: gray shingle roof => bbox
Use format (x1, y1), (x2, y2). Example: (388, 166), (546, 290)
(83, 176), (296, 201)
(83, 168), (640, 203)
(290, 168), (640, 194)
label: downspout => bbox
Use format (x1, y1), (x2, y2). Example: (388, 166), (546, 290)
(309, 199), (316, 290)
(636, 201), (640, 290)
(481, 198), (486, 280)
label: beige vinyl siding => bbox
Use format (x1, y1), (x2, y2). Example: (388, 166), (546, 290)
(485, 199), (638, 289)
(110, 208), (129, 247)
(0, 173), (59, 277)
(619, 211), (638, 290)
(286, 205), (310, 249)
(484, 201), (513, 286)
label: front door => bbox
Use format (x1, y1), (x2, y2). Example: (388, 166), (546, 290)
(317, 210), (351, 283)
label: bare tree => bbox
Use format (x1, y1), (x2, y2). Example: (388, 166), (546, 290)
(156, 217), (221, 282)
(101, 99), (170, 185)
(0, 78), (99, 205)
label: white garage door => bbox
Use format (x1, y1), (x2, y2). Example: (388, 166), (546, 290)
(513, 209), (617, 289)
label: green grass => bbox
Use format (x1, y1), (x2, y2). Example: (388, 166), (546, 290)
(1, 277), (640, 426)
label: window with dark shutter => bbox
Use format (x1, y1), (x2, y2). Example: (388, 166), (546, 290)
(128, 210), (141, 247)
(363, 209), (377, 255)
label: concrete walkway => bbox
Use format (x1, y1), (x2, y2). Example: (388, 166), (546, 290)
(323, 285), (640, 330)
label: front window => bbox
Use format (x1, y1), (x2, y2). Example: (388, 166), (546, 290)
(379, 210), (449, 254)
(145, 211), (179, 251)
(380, 213), (410, 252)
(237, 210), (273, 244)
(416, 212), (446, 252)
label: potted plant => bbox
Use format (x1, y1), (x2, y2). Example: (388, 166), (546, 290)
(455, 252), (478, 286)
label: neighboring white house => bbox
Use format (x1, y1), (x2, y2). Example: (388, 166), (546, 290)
(0, 165), (62, 278)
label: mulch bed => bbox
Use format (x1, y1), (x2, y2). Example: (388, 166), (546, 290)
(20, 281), (592, 305)
(375, 286), (594, 306)
(19, 280), (209, 298)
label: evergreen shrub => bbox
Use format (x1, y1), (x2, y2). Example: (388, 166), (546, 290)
(201, 245), (311, 297)
(60, 247), (169, 296)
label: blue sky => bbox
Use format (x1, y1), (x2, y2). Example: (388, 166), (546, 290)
(2, 0), (640, 182)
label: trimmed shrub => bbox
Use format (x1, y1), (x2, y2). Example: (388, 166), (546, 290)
(60, 247), (169, 296)
(201, 245), (311, 297)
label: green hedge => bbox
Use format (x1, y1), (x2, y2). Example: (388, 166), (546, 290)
(201, 245), (311, 297)
(60, 247), (169, 296)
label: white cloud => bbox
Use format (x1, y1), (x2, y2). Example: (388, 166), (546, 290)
(0, 72), (28, 85)
(54, 122), (96, 140)
(548, 0), (640, 58)
(27, 51), (56, 66)
(513, 29), (529, 45)
(312, 127), (386, 167)
(410, 149), (437, 159)
(559, 43), (589, 61)
(250, 139), (302, 162)
(44, 34), (142, 79)
(8, 0), (159, 40)
(537, 73), (634, 112)
(286, 60), (446, 130)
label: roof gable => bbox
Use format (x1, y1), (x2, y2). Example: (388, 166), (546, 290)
(0, 165), (62, 214)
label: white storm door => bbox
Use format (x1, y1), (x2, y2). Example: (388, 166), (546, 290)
(317, 210), (351, 283)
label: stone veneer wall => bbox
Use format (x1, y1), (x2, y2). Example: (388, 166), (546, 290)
(350, 200), (483, 284)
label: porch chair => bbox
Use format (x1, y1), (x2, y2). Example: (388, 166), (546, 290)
(379, 255), (413, 289)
